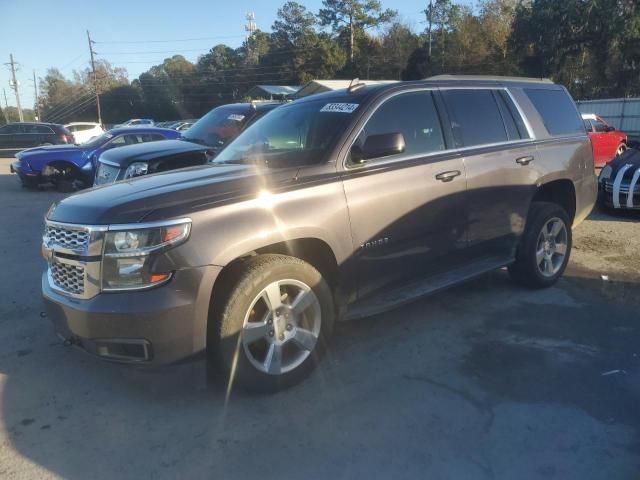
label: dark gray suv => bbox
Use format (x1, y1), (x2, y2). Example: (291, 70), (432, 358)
(42, 76), (597, 391)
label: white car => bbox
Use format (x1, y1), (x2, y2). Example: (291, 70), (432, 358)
(114, 119), (155, 128)
(65, 122), (105, 144)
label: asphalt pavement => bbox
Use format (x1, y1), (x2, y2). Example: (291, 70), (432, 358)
(0, 158), (638, 480)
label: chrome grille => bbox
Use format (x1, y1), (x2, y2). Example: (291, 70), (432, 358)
(50, 261), (85, 295)
(95, 162), (121, 185)
(44, 225), (89, 250)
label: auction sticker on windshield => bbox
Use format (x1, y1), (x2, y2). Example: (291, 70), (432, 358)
(320, 103), (359, 113)
(228, 114), (245, 121)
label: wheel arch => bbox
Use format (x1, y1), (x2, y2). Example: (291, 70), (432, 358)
(530, 179), (577, 224)
(205, 237), (341, 354)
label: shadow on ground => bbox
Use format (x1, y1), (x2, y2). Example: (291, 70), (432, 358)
(0, 167), (639, 479)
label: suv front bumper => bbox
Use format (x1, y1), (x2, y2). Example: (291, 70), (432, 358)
(42, 265), (222, 365)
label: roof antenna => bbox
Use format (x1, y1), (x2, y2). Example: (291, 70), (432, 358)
(348, 78), (365, 93)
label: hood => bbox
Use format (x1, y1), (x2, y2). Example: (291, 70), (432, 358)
(19, 144), (85, 156)
(18, 144), (89, 168)
(47, 162), (299, 225)
(99, 139), (207, 167)
(608, 148), (640, 172)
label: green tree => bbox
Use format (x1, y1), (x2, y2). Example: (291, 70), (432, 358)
(318, 0), (396, 63)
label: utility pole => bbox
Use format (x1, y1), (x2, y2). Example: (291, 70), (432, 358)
(426, 0), (433, 58)
(5, 54), (24, 122)
(244, 12), (257, 64)
(2, 88), (10, 121)
(86, 30), (102, 125)
(32, 70), (41, 121)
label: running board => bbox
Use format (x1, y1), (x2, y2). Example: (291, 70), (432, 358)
(344, 257), (513, 321)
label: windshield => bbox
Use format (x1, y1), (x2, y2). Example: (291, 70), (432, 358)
(182, 106), (251, 147)
(82, 132), (113, 148)
(214, 99), (355, 167)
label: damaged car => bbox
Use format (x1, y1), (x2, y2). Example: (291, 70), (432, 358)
(598, 147), (640, 210)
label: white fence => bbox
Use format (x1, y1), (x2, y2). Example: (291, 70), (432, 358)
(576, 98), (640, 139)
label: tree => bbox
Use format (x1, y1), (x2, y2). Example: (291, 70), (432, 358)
(402, 46), (432, 80)
(273, 1), (317, 46)
(74, 59), (128, 95)
(0, 106), (6, 125)
(318, 0), (396, 63)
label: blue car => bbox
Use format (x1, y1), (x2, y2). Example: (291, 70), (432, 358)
(10, 127), (180, 191)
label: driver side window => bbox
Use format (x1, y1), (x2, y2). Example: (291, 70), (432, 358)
(350, 91), (445, 164)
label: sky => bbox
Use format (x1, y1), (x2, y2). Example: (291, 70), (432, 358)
(0, 0), (473, 110)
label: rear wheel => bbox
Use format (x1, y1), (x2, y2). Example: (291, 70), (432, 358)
(210, 254), (334, 393)
(616, 143), (627, 157)
(508, 202), (572, 288)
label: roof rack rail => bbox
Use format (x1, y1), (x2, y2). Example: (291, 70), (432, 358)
(347, 78), (367, 92)
(426, 74), (553, 84)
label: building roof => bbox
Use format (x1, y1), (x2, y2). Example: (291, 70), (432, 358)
(294, 79), (398, 98)
(245, 85), (301, 98)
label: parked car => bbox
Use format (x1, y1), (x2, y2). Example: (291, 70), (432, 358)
(0, 122), (74, 155)
(93, 102), (281, 185)
(582, 113), (628, 167)
(65, 122), (105, 144)
(94, 139), (212, 185)
(598, 147), (640, 210)
(114, 118), (154, 128)
(42, 76), (596, 391)
(11, 127), (180, 191)
(169, 120), (196, 132)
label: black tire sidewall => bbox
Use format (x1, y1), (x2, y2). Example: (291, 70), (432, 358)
(510, 202), (572, 288)
(214, 255), (334, 393)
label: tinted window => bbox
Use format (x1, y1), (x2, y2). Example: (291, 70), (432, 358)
(0, 124), (21, 134)
(524, 88), (584, 135)
(583, 120), (593, 132)
(442, 89), (508, 147)
(184, 106), (252, 147)
(592, 119), (608, 133)
(352, 91), (445, 161)
(34, 125), (54, 134)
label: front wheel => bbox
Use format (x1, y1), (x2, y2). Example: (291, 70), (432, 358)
(211, 254), (335, 393)
(508, 202), (572, 288)
(616, 143), (627, 157)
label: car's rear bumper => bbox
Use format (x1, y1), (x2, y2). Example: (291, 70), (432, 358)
(42, 265), (222, 365)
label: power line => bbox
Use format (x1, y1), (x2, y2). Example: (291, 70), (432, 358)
(94, 35), (245, 45)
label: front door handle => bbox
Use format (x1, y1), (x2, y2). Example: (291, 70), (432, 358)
(516, 155), (534, 166)
(435, 170), (461, 182)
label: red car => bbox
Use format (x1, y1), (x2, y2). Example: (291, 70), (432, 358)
(582, 113), (628, 167)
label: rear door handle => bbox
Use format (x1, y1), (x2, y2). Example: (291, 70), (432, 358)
(516, 155), (534, 166)
(435, 170), (461, 182)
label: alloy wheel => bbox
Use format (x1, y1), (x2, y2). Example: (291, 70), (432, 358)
(536, 217), (568, 277)
(241, 279), (321, 375)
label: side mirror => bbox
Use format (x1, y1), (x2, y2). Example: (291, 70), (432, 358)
(606, 125), (616, 132)
(351, 132), (406, 163)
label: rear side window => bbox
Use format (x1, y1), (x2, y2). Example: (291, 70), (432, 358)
(592, 119), (608, 133)
(524, 88), (584, 136)
(442, 89), (508, 148)
(353, 90), (445, 161)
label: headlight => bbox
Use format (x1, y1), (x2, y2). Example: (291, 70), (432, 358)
(123, 162), (149, 179)
(102, 220), (191, 290)
(599, 165), (613, 182)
